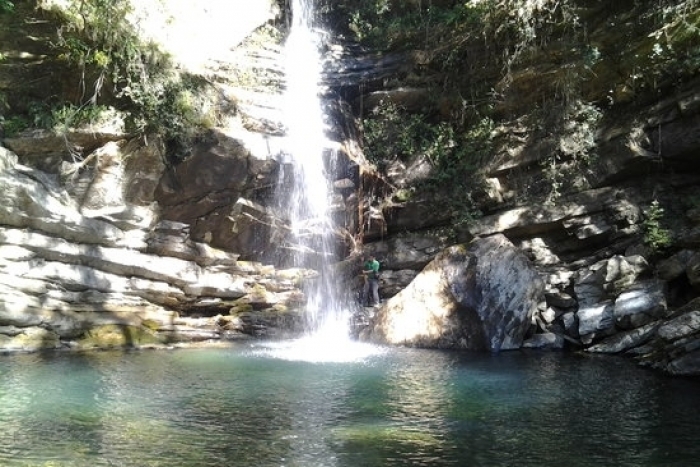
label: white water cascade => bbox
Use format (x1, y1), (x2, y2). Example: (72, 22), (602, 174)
(280, 0), (349, 341)
(271, 0), (384, 363)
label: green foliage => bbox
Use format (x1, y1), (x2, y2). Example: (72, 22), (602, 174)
(422, 116), (493, 226)
(2, 115), (29, 137)
(642, 200), (672, 252)
(596, 1), (700, 103)
(126, 74), (217, 160)
(2, 100), (117, 137)
(362, 99), (490, 225)
(362, 99), (434, 163)
(430, 117), (494, 184)
(644, 3), (700, 86)
(341, 0), (699, 114)
(362, 99), (491, 173)
(331, 0), (580, 67)
(50, 0), (142, 101)
(11, 101), (112, 134)
(0, 0), (13, 14)
(540, 100), (601, 204)
(333, 0), (490, 51)
(44, 0), (217, 160)
(3, 101), (126, 137)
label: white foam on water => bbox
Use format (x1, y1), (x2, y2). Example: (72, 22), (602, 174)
(251, 321), (386, 364)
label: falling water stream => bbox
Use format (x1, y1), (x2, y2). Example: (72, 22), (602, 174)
(280, 0), (354, 348)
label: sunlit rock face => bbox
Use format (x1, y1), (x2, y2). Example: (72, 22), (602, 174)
(0, 134), (311, 351)
(153, 129), (287, 261)
(361, 234), (544, 351)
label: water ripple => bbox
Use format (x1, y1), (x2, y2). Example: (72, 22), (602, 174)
(1, 349), (700, 466)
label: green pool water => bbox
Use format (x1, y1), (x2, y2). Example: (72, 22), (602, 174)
(1, 340), (698, 467)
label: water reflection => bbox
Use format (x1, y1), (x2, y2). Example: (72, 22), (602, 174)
(341, 350), (456, 466)
(1, 348), (699, 467)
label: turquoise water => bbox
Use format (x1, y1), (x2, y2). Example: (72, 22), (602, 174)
(1, 342), (699, 467)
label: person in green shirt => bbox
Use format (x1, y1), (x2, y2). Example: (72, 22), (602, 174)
(361, 254), (380, 307)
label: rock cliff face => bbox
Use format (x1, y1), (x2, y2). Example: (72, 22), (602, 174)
(1, 0), (699, 375)
(336, 1), (700, 376)
(0, 136), (310, 350)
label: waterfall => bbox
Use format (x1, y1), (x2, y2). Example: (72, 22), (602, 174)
(281, 0), (347, 336)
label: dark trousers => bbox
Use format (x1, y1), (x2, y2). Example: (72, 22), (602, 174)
(362, 279), (380, 306)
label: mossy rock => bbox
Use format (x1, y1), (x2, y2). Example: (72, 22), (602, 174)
(141, 319), (161, 331)
(78, 324), (163, 349)
(393, 188), (415, 202)
(270, 303), (288, 313)
(0, 327), (60, 351)
(229, 303), (254, 315)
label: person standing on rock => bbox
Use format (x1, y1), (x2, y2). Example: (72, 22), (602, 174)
(361, 254), (381, 307)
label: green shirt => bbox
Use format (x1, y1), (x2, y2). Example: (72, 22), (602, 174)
(363, 259), (380, 280)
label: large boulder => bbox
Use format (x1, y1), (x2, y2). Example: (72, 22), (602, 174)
(360, 234), (544, 351)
